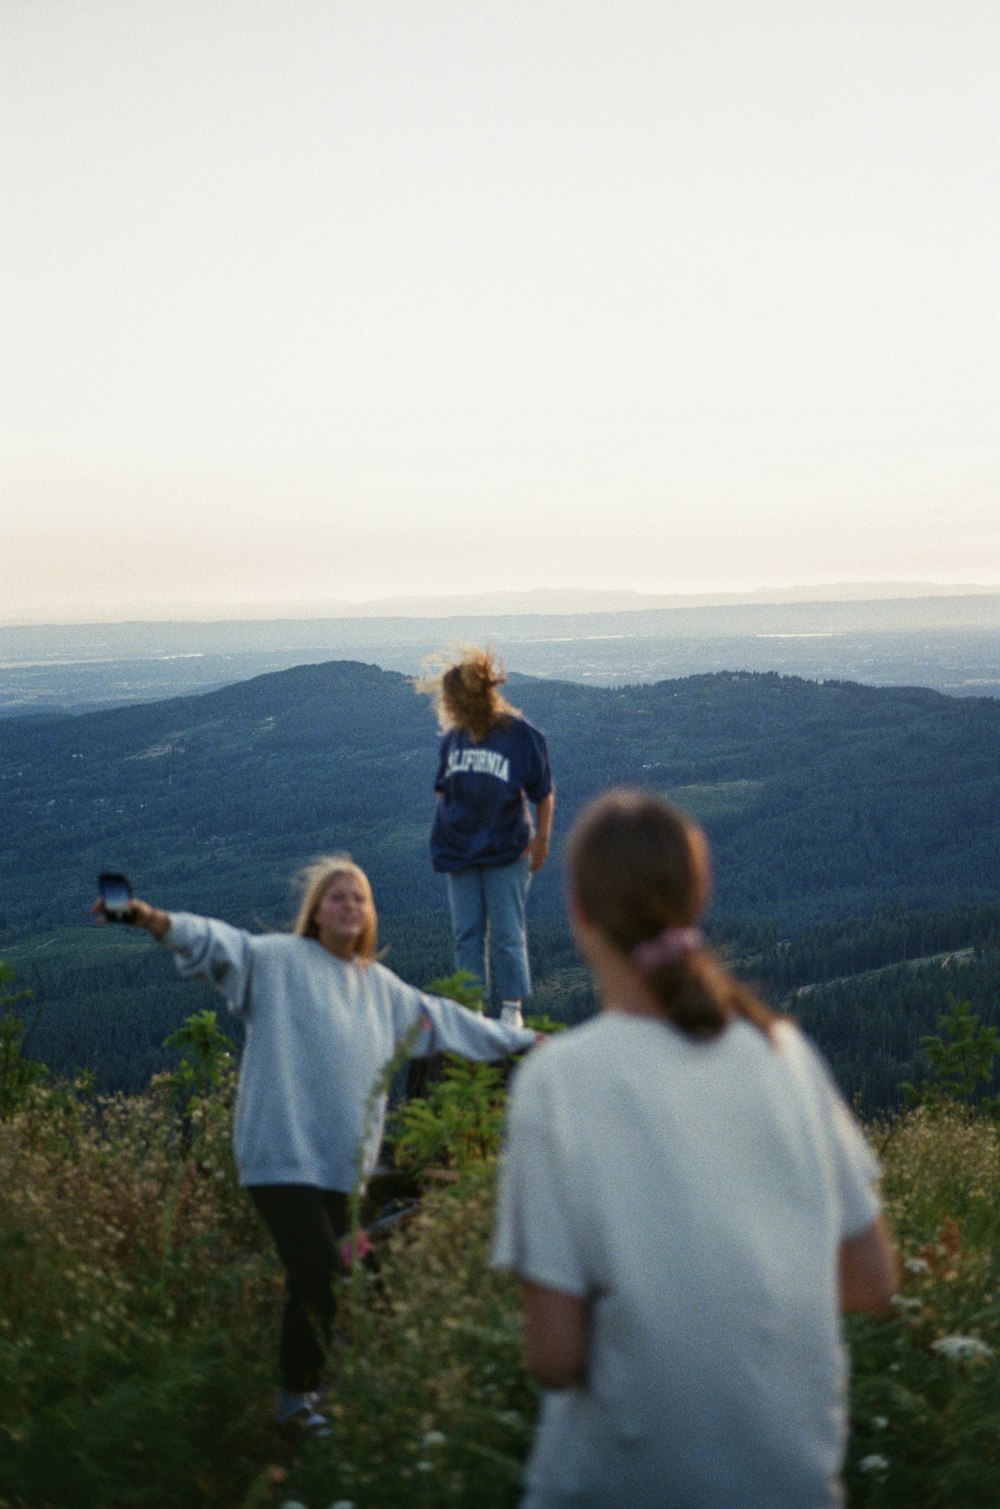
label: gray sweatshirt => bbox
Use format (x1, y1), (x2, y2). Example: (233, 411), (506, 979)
(162, 913), (536, 1190)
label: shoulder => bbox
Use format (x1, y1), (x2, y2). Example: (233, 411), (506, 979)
(498, 715), (548, 751)
(246, 932), (328, 968)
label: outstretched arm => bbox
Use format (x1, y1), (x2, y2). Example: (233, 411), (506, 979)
(92, 896), (170, 940)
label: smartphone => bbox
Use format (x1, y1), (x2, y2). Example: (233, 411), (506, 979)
(98, 871), (133, 921)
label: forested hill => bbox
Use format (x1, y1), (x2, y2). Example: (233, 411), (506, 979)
(2, 658), (1000, 943)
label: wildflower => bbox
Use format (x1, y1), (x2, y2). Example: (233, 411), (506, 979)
(872, 1416), (889, 1430)
(891, 1295), (922, 1313)
(422, 1430), (447, 1447)
(415, 1460), (433, 1471)
(858, 1454), (890, 1473)
(327, 1502), (356, 1509)
(931, 1335), (993, 1361)
(904, 1257), (931, 1275)
(340, 1229), (372, 1265)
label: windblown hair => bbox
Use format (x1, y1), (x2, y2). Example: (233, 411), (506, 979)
(292, 854), (379, 961)
(415, 645), (520, 742)
(567, 789), (776, 1040)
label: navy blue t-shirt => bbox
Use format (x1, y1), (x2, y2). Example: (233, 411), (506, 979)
(430, 716), (553, 873)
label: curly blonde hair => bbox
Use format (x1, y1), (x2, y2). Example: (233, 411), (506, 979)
(416, 645), (520, 742)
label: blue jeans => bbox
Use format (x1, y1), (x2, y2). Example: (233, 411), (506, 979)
(445, 857), (532, 1010)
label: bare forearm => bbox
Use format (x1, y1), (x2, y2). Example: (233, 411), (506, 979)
(839, 1214), (897, 1313)
(528, 791), (556, 873)
(126, 899), (171, 941)
(520, 1279), (589, 1389)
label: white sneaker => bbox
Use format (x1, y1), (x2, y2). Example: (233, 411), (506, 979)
(500, 1003), (524, 1029)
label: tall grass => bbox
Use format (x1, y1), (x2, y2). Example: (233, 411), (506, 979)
(3, 1064), (1000, 1505)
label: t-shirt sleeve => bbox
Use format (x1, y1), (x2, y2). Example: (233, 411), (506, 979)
(433, 734), (450, 793)
(491, 1056), (589, 1296)
(795, 1030), (882, 1239)
(521, 724), (553, 804)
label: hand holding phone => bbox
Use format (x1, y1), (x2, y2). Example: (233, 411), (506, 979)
(98, 872), (133, 922)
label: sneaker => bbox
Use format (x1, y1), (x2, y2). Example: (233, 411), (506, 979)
(500, 1003), (524, 1029)
(274, 1390), (331, 1437)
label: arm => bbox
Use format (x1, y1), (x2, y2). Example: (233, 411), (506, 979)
(520, 1279), (590, 1389)
(96, 897), (256, 1015)
(396, 980), (537, 1059)
(839, 1214), (897, 1314)
(92, 895), (170, 939)
(527, 790), (555, 874)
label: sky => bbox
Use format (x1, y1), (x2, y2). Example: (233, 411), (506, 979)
(2, 0), (999, 621)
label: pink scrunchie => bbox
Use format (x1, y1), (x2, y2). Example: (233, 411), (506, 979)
(631, 926), (703, 972)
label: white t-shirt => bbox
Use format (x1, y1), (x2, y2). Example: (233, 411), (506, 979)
(492, 1012), (881, 1509)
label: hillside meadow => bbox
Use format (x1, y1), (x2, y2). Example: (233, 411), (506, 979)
(2, 1013), (1000, 1509)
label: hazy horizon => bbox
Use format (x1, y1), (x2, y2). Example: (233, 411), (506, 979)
(3, 577), (1000, 630)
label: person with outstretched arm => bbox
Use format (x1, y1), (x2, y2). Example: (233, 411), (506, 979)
(493, 788), (896, 1509)
(95, 854), (539, 1435)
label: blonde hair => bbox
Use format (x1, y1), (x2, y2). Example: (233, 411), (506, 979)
(292, 854), (378, 961)
(567, 789), (776, 1040)
(415, 645), (519, 742)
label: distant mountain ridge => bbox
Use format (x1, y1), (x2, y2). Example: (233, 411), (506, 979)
(4, 580), (998, 626)
(5, 657), (1000, 1104)
(2, 592), (1000, 716)
(2, 658), (999, 946)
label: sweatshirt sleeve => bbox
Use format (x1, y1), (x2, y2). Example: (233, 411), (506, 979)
(160, 912), (256, 1018)
(383, 969), (536, 1060)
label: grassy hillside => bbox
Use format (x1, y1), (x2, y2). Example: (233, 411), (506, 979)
(4, 660), (1000, 1102)
(3, 662), (1000, 944)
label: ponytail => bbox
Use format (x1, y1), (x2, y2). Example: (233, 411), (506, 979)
(568, 788), (777, 1041)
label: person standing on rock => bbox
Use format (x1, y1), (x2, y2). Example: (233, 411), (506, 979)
(418, 646), (554, 1028)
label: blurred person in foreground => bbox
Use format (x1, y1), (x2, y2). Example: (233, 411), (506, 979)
(418, 645), (554, 1028)
(95, 854), (539, 1434)
(493, 788), (896, 1509)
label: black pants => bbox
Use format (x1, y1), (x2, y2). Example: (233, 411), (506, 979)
(249, 1184), (350, 1393)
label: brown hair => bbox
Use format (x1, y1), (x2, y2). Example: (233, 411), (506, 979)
(292, 854), (379, 961)
(567, 788), (776, 1039)
(415, 645), (520, 742)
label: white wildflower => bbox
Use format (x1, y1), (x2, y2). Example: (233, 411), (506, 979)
(327, 1501), (356, 1509)
(872, 1416), (889, 1431)
(422, 1430), (447, 1448)
(905, 1257), (931, 1275)
(415, 1460), (433, 1472)
(931, 1335), (993, 1361)
(858, 1454), (890, 1474)
(891, 1295), (922, 1313)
